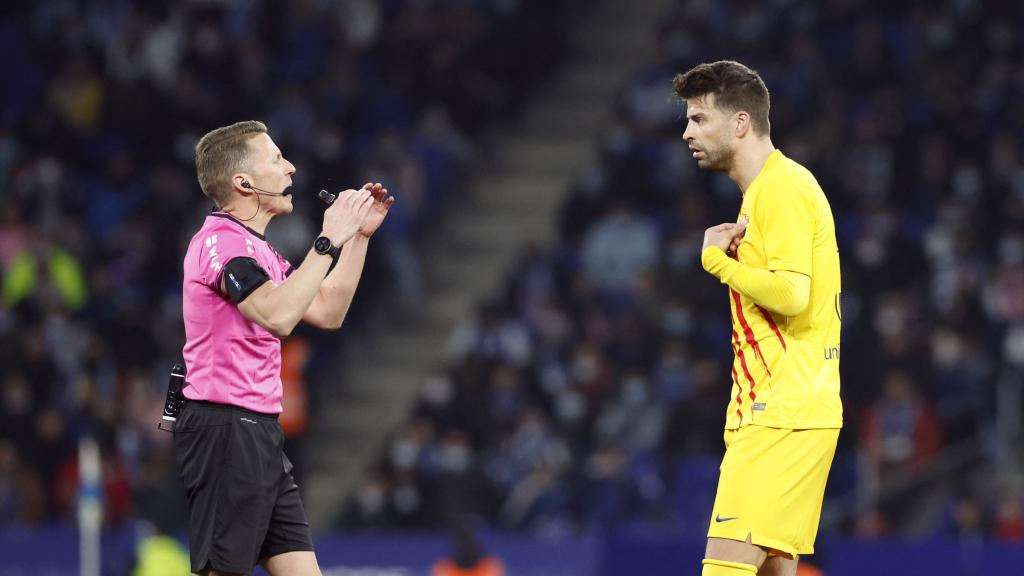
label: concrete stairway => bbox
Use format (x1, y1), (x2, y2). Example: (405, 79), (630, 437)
(303, 0), (669, 530)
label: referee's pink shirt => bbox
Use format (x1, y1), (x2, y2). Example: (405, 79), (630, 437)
(181, 213), (293, 414)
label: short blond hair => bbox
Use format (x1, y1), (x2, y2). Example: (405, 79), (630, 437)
(194, 120), (267, 207)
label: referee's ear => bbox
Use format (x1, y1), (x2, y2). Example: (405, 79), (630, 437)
(232, 173), (255, 196)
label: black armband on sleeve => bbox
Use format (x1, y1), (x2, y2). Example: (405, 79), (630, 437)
(221, 257), (270, 304)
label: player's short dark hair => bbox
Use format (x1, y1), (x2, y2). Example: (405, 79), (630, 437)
(195, 120), (268, 207)
(673, 60), (771, 136)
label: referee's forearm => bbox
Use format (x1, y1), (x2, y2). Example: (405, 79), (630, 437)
(245, 248), (333, 336)
(317, 234), (370, 327)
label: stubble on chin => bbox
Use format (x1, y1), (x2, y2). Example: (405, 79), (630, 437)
(699, 147), (733, 173)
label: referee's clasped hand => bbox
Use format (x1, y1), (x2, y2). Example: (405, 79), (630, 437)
(357, 182), (395, 238)
(321, 185), (376, 246)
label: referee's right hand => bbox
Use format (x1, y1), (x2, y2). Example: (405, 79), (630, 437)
(321, 185), (375, 247)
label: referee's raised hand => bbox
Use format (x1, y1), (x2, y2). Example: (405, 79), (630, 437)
(322, 186), (375, 246)
(358, 182), (394, 238)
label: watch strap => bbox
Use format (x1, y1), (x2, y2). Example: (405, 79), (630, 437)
(314, 236), (341, 276)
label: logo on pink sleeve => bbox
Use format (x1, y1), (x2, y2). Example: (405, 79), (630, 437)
(206, 235), (222, 272)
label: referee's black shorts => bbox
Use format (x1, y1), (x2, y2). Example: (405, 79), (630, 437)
(172, 400), (313, 574)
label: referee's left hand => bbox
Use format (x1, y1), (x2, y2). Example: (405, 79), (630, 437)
(358, 182), (395, 238)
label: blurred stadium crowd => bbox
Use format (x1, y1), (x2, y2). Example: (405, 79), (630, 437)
(0, 0), (569, 531)
(2, 0), (1024, 551)
(347, 0), (1024, 543)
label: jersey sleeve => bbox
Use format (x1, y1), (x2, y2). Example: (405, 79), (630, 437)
(195, 226), (260, 289)
(279, 253), (296, 278)
(754, 178), (816, 277)
(222, 257), (270, 303)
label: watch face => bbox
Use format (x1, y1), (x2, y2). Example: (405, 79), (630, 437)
(315, 236), (331, 254)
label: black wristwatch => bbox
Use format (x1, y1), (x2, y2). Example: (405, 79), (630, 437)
(314, 235), (339, 257)
(314, 236), (341, 275)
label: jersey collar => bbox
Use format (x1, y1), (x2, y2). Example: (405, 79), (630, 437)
(746, 149), (785, 196)
(209, 212), (266, 241)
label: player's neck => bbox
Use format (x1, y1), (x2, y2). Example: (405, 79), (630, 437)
(730, 138), (776, 194)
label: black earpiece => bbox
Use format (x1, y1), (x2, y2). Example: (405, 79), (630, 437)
(239, 180), (289, 197)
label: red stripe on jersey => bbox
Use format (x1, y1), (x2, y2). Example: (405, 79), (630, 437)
(731, 365), (743, 422)
(731, 289), (771, 379)
(730, 341), (743, 407)
(756, 304), (787, 351)
(732, 329), (758, 405)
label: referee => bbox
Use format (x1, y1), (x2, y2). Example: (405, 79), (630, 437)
(176, 120), (393, 575)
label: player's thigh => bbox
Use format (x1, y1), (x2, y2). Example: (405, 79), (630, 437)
(758, 555), (798, 576)
(705, 535), (767, 568)
(261, 550), (321, 576)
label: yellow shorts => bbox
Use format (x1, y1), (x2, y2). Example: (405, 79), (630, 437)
(707, 425), (839, 556)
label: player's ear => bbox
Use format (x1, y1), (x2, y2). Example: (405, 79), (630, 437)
(734, 111), (751, 138)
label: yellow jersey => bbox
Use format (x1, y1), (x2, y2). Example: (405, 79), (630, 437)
(723, 150), (842, 430)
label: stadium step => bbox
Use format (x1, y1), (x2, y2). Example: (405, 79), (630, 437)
(521, 96), (612, 135)
(493, 137), (594, 177)
(353, 331), (448, 369)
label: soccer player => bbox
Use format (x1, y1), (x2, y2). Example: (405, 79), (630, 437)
(673, 61), (842, 576)
(177, 120), (393, 576)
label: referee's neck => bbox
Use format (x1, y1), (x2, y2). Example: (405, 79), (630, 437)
(218, 201), (277, 236)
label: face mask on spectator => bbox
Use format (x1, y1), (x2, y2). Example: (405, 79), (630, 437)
(931, 331), (964, 368)
(392, 484), (421, 514)
(622, 377), (649, 406)
(999, 235), (1024, 266)
(663, 307), (692, 337)
(1004, 325), (1024, 366)
(439, 444), (470, 473)
(357, 483), (385, 515)
(572, 354), (599, 384)
(390, 439), (420, 471)
(555, 390), (585, 423)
